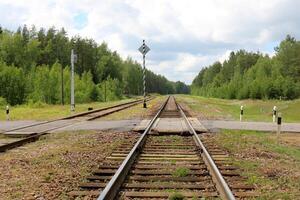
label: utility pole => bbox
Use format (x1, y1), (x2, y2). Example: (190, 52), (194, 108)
(104, 80), (107, 102)
(61, 63), (64, 105)
(138, 40), (150, 108)
(70, 49), (77, 112)
(56, 40), (64, 105)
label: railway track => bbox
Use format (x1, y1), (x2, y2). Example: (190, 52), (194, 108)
(0, 97), (153, 152)
(70, 96), (256, 200)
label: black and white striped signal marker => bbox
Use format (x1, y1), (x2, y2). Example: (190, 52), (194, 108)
(138, 40), (150, 55)
(138, 40), (150, 108)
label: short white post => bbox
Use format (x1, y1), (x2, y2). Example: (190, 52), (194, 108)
(272, 106), (277, 123)
(277, 112), (282, 142)
(6, 105), (10, 121)
(240, 105), (243, 122)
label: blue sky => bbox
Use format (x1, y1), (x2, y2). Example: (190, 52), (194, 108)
(74, 12), (88, 29)
(0, 0), (300, 84)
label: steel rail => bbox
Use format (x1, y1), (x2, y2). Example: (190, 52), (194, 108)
(1, 97), (152, 134)
(177, 102), (236, 200)
(63, 97), (153, 120)
(97, 96), (170, 200)
(0, 121), (77, 152)
(0, 97), (154, 152)
(86, 97), (153, 121)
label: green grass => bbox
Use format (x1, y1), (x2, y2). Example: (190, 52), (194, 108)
(172, 167), (190, 177)
(169, 192), (185, 200)
(176, 94), (300, 122)
(217, 130), (300, 161)
(0, 98), (136, 121)
(212, 130), (300, 199)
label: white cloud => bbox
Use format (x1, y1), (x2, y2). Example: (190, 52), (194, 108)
(1, 0), (300, 84)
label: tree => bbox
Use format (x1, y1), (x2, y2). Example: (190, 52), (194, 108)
(191, 36), (300, 100)
(0, 24), (187, 105)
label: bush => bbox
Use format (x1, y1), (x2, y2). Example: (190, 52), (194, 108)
(0, 63), (26, 105)
(0, 97), (8, 109)
(100, 77), (123, 101)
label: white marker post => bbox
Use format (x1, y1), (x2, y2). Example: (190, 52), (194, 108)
(272, 106), (277, 123)
(240, 105), (244, 122)
(277, 112), (282, 141)
(70, 49), (77, 112)
(138, 40), (150, 108)
(6, 105), (9, 121)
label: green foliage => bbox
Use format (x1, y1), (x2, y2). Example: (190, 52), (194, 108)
(99, 77), (123, 101)
(0, 97), (7, 109)
(0, 25), (190, 105)
(174, 81), (190, 94)
(0, 62), (26, 105)
(191, 37), (300, 100)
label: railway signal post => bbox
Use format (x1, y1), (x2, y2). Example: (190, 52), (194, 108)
(71, 49), (77, 112)
(138, 40), (150, 108)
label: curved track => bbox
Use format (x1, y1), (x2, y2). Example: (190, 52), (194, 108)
(0, 97), (153, 152)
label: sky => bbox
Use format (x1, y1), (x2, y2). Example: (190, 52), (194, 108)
(1, 0), (300, 84)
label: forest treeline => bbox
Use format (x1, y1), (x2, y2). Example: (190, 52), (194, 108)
(191, 35), (300, 100)
(0, 25), (189, 105)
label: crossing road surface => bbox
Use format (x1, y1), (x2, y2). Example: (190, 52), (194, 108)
(1, 120), (300, 133)
(0, 120), (140, 133)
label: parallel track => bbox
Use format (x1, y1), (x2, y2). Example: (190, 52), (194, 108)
(70, 96), (256, 199)
(0, 97), (153, 152)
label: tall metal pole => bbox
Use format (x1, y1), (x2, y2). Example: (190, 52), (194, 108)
(71, 49), (75, 112)
(142, 40), (147, 108)
(138, 39), (150, 108)
(104, 80), (107, 102)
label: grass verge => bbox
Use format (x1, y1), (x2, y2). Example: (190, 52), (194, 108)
(176, 94), (300, 122)
(212, 130), (300, 199)
(0, 98), (136, 121)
